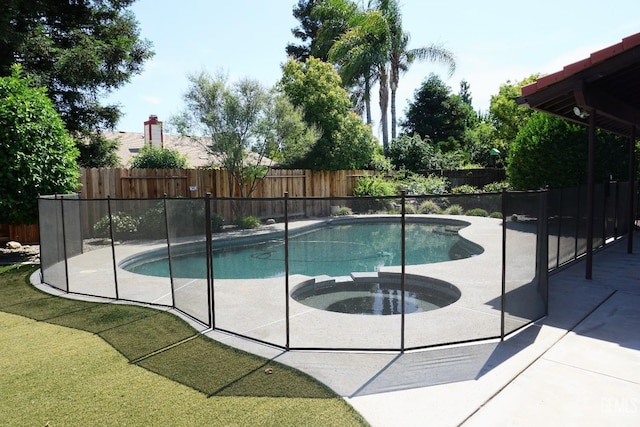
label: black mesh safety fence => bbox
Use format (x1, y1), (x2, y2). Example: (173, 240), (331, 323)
(404, 193), (503, 348)
(617, 181), (632, 237)
(166, 198), (210, 326)
(604, 182), (618, 241)
(576, 185), (589, 261)
(547, 182), (636, 271)
(66, 198), (117, 298)
(211, 198), (287, 348)
(75, 199), (118, 298)
(38, 196), (69, 292)
(37, 183), (637, 351)
(554, 186), (580, 267)
(108, 198), (172, 305)
(503, 191), (548, 336)
(547, 188), (562, 271)
(287, 196), (404, 350)
(593, 183), (606, 250)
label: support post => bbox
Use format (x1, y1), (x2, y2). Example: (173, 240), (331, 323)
(284, 192), (290, 350)
(164, 195), (176, 308)
(60, 195), (70, 293)
(107, 195), (119, 299)
(500, 188), (507, 340)
(628, 125), (636, 254)
(400, 191), (406, 352)
(205, 193), (214, 329)
(586, 111), (596, 279)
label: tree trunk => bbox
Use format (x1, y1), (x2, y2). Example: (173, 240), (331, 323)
(378, 67), (389, 153)
(365, 77), (372, 125)
(390, 59), (400, 141)
(391, 83), (397, 140)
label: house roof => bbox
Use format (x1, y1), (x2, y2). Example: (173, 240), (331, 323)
(105, 131), (272, 168)
(516, 32), (640, 137)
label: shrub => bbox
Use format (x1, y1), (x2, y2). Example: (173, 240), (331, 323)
(211, 213), (224, 232)
(138, 204), (166, 237)
(93, 212), (139, 239)
(234, 215), (261, 229)
(418, 200), (440, 214)
(451, 184), (479, 194)
(129, 146), (188, 169)
(368, 150), (393, 172)
(433, 197), (450, 209)
(403, 173), (449, 195)
(353, 175), (397, 197)
(0, 65), (79, 224)
(489, 211), (503, 219)
(482, 181), (510, 193)
(335, 207), (353, 216)
(465, 208), (488, 217)
(352, 175), (396, 213)
(404, 203), (417, 214)
(444, 204), (464, 215)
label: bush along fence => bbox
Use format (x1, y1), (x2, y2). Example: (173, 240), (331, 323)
(38, 190), (551, 352)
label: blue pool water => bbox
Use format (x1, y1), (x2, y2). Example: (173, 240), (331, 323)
(122, 220), (483, 279)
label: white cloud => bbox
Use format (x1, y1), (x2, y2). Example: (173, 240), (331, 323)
(142, 95), (162, 105)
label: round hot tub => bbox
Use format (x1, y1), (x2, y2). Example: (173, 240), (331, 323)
(291, 275), (461, 315)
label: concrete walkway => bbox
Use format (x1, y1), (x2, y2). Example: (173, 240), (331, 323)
(212, 234), (640, 426)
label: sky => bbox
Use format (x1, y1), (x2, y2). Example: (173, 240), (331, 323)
(105, 0), (640, 140)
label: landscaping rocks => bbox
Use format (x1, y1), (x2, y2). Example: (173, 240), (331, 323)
(0, 243), (39, 265)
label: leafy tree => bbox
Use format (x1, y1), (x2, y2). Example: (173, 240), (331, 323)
(489, 75), (538, 149)
(401, 74), (468, 147)
(172, 72), (271, 208)
(286, 0), (323, 61)
(458, 80), (477, 128)
(291, 0), (456, 151)
(0, 0), (154, 166)
(310, 0), (359, 61)
(0, 66), (79, 224)
(388, 133), (467, 171)
(462, 116), (502, 167)
(76, 132), (122, 168)
(508, 112), (631, 190)
(279, 57), (378, 170)
(459, 80), (472, 105)
(261, 93), (321, 167)
(388, 134), (436, 171)
(129, 146), (188, 169)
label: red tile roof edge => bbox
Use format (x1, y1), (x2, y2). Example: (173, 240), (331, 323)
(521, 32), (640, 98)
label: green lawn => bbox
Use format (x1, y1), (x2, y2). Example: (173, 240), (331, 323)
(0, 264), (369, 426)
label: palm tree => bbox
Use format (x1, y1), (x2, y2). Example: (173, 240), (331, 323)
(328, 7), (390, 127)
(379, 0), (456, 140)
(315, 0), (455, 152)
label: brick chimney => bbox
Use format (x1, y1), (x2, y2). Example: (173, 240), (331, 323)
(144, 114), (163, 148)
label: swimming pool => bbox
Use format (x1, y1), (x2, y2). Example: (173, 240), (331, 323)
(120, 218), (483, 279)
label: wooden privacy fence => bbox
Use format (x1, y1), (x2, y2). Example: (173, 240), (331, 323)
(79, 168), (375, 200)
(0, 224), (39, 244)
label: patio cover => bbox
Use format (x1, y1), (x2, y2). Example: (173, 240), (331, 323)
(516, 32), (640, 279)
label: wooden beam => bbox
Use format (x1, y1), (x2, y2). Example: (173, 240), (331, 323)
(581, 83), (640, 127)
